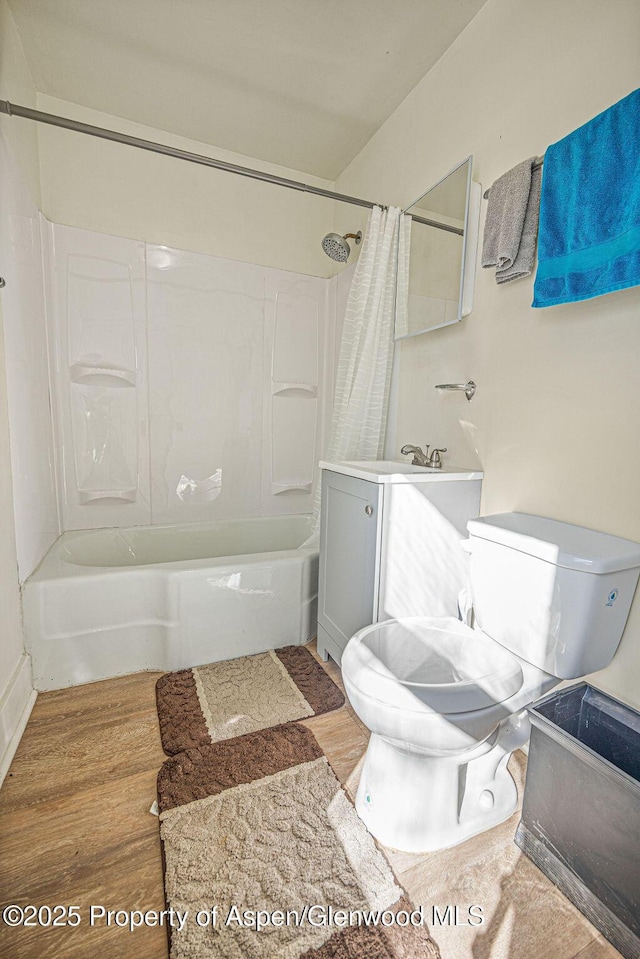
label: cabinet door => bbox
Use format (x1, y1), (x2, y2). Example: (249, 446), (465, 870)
(318, 471), (382, 659)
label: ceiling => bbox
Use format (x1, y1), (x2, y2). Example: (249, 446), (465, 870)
(7, 0), (487, 181)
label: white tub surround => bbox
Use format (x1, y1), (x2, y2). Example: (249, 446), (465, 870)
(0, 135), (59, 582)
(45, 224), (336, 531)
(23, 515), (318, 691)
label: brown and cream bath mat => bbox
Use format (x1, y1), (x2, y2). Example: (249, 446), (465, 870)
(157, 722), (440, 959)
(156, 645), (344, 755)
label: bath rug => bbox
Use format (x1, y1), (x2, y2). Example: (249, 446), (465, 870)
(157, 722), (440, 959)
(156, 645), (344, 755)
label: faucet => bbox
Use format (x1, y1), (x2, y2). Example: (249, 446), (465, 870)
(400, 444), (431, 467)
(401, 444), (448, 468)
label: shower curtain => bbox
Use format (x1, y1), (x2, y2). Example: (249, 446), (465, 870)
(304, 204), (405, 547)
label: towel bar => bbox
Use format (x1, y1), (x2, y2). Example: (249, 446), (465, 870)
(483, 156), (545, 199)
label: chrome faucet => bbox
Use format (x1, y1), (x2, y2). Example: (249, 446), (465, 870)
(400, 444), (431, 467)
(401, 444), (448, 468)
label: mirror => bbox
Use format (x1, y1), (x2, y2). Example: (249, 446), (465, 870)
(395, 156), (480, 339)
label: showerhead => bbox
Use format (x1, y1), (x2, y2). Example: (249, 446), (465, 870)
(321, 230), (362, 262)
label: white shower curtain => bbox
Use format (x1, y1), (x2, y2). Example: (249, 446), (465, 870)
(304, 204), (405, 546)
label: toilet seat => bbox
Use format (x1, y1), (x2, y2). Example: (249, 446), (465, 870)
(344, 616), (525, 714)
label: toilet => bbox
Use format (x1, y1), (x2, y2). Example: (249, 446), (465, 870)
(341, 512), (640, 853)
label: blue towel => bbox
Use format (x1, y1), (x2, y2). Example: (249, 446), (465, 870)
(533, 88), (640, 308)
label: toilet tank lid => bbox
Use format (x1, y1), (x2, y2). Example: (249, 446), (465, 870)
(467, 512), (640, 574)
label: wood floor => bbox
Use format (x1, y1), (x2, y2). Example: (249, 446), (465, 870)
(0, 645), (622, 959)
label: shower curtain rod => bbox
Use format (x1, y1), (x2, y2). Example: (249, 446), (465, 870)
(0, 98), (462, 236)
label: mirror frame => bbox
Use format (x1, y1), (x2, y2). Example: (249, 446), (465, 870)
(395, 155), (479, 340)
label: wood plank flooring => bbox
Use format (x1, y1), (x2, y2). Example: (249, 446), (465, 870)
(0, 670), (167, 959)
(0, 645), (623, 959)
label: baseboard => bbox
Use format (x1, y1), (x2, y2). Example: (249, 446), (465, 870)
(0, 654), (37, 788)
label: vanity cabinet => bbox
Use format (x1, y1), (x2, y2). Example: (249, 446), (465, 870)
(317, 462), (482, 665)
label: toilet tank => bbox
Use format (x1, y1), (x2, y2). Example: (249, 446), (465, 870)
(467, 513), (640, 679)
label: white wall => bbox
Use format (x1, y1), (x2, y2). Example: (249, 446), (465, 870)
(0, 0), (40, 206)
(336, 0), (640, 707)
(36, 95), (341, 280)
(0, 0), (41, 784)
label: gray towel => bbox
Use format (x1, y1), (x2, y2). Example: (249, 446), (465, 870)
(482, 157), (541, 283)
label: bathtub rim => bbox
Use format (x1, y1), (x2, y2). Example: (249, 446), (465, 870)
(24, 514), (316, 582)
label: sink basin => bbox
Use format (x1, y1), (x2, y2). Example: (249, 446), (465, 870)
(319, 459), (483, 484)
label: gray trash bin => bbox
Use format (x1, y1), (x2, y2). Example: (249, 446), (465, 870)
(516, 682), (640, 959)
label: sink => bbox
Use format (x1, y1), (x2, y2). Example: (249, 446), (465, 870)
(319, 459), (484, 484)
(342, 459), (439, 474)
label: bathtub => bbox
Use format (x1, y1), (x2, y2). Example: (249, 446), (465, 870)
(23, 515), (318, 691)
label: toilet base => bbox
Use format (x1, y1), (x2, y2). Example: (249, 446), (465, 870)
(355, 712), (530, 853)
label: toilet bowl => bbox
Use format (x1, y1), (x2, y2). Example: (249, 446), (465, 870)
(341, 512), (640, 853)
(342, 616), (556, 852)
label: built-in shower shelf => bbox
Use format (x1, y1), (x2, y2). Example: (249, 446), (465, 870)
(78, 488), (137, 504)
(70, 365), (137, 387)
(271, 481), (313, 495)
(271, 382), (318, 397)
